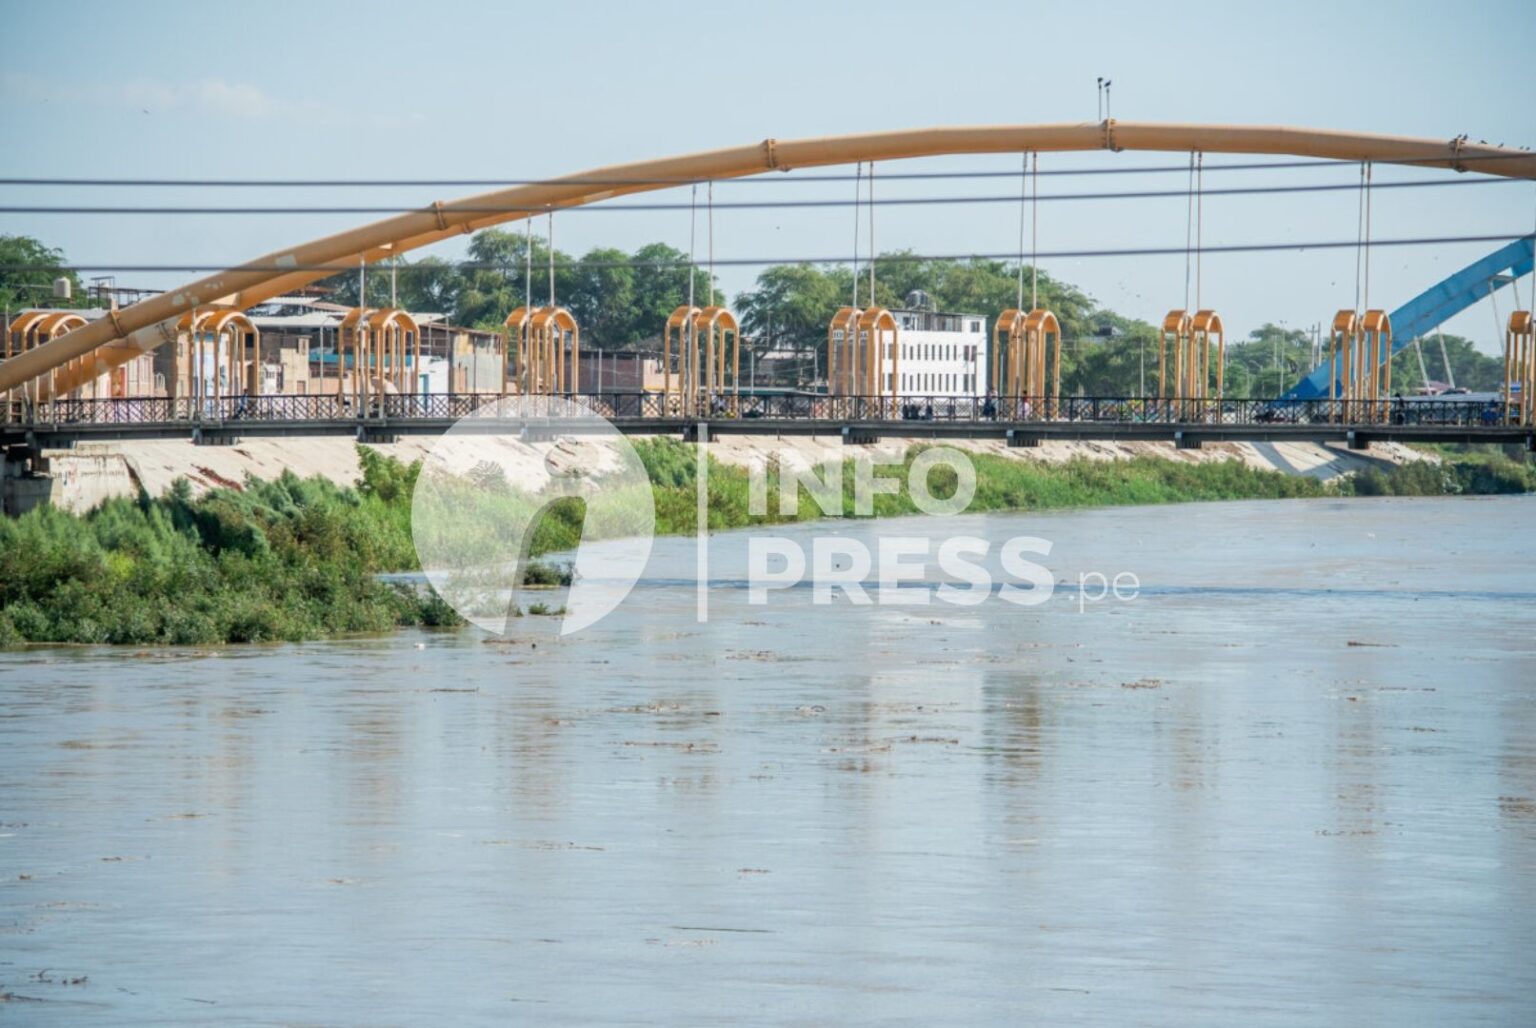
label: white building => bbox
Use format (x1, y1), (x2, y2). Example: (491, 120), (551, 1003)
(892, 297), (987, 398)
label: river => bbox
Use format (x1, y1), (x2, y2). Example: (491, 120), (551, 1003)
(2, 496), (1534, 1024)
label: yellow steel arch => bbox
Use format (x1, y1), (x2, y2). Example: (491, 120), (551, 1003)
(6, 121), (1536, 396)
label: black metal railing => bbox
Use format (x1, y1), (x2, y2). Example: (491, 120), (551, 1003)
(2, 392), (1521, 429)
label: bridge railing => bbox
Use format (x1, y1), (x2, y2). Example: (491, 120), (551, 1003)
(2, 392), (1514, 429)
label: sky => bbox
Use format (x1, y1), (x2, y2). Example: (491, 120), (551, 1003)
(3, 0), (1535, 351)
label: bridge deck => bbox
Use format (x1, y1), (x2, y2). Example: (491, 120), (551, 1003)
(3, 394), (1532, 450)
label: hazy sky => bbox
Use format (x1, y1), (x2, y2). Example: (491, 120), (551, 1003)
(3, 0), (1534, 349)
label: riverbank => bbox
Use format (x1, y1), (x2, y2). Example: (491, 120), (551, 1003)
(10, 433), (1424, 516)
(2, 441), (1532, 647)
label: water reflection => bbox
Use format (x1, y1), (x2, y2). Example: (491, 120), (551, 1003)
(1, 497), (1533, 1025)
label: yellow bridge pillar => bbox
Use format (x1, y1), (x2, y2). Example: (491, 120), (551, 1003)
(1507, 310), (1534, 426)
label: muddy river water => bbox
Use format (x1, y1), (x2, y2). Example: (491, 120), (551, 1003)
(2, 496), (1534, 1024)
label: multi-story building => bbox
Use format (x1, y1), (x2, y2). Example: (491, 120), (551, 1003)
(891, 294), (987, 398)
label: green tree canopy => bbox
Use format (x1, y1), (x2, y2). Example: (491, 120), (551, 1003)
(0, 235), (85, 313)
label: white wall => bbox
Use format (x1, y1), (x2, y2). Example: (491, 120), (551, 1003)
(893, 324), (987, 398)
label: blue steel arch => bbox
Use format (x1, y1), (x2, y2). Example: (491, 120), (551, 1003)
(1282, 236), (1536, 400)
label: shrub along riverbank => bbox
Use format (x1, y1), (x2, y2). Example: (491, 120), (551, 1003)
(1, 441), (1531, 648)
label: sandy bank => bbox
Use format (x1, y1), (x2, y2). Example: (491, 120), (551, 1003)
(31, 433), (1421, 511)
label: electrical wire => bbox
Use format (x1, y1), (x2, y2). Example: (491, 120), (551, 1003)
(1, 151), (1530, 188)
(8, 232), (1528, 275)
(0, 175), (1520, 215)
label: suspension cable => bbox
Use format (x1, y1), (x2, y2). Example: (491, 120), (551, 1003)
(687, 183), (697, 313)
(868, 162), (876, 306)
(1031, 151), (1040, 311)
(1363, 162), (1373, 313)
(546, 212), (555, 306)
(1183, 151), (1195, 311)
(524, 213), (532, 312)
(1196, 152), (1204, 311)
(1354, 162), (1366, 315)
(1016, 152), (1026, 311)
(847, 160), (860, 308)
(707, 180), (715, 308)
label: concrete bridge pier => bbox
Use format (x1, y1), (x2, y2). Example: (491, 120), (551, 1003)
(3, 443), (140, 517)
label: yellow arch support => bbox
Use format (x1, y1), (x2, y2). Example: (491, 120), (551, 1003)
(5, 311), (89, 405)
(1329, 309), (1392, 418)
(1023, 309), (1062, 415)
(1158, 310), (1192, 402)
(8, 122), (1536, 398)
(1190, 309), (1225, 404)
(335, 307), (418, 405)
(827, 307), (862, 396)
(991, 308), (1027, 399)
(505, 305), (578, 395)
(661, 305), (701, 406)
(698, 306), (742, 401)
(369, 308), (420, 397)
(1360, 309), (1392, 420)
(856, 307), (898, 398)
(663, 306), (744, 411)
(1505, 311), (1534, 426)
(504, 306), (533, 394)
(1328, 309), (1359, 405)
(176, 307), (261, 403)
(827, 306), (897, 397)
(1506, 310), (1534, 426)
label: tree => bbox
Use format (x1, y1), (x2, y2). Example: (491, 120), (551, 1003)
(735, 263), (848, 359)
(735, 251), (1119, 389)
(1226, 323), (1313, 397)
(0, 235), (85, 313)
(626, 242), (718, 349)
(1389, 332), (1505, 393)
(454, 229), (579, 330)
(566, 247), (636, 349)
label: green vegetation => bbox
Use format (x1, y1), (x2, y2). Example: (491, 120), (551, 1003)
(634, 438), (1333, 535)
(1346, 445), (1536, 496)
(1, 440), (1531, 650)
(0, 448), (570, 649)
(0, 234), (88, 313)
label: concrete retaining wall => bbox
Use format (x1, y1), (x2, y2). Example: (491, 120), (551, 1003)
(2, 433), (1422, 516)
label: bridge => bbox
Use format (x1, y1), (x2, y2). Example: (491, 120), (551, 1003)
(3, 120), (1535, 460)
(4, 392), (1528, 452)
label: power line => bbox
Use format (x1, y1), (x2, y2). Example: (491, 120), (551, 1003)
(7, 232), (1528, 275)
(0, 151), (1530, 189)
(0, 175), (1521, 216)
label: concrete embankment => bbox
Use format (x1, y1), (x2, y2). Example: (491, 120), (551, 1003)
(2, 432), (1425, 515)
